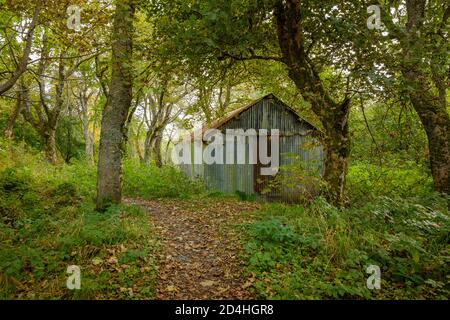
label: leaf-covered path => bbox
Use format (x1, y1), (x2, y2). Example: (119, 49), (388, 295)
(125, 198), (260, 300)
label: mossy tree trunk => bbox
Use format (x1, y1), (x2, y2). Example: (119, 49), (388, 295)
(153, 131), (163, 168)
(386, 0), (450, 196)
(274, 0), (351, 206)
(96, 0), (136, 211)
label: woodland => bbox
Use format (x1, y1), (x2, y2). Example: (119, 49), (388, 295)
(0, 0), (448, 300)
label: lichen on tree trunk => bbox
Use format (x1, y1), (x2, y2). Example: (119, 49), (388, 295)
(96, 0), (136, 211)
(322, 124), (350, 206)
(398, 0), (450, 196)
(43, 128), (57, 165)
(153, 132), (163, 168)
(404, 70), (450, 195)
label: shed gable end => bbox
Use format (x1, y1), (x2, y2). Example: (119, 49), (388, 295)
(218, 96), (316, 135)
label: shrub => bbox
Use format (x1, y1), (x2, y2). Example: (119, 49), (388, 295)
(348, 161), (434, 203)
(244, 195), (450, 299)
(0, 168), (31, 194)
(123, 160), (205, 199)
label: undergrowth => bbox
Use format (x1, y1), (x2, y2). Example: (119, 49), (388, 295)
(0, 140), (164, 299)
(123, 160), (205, 199)
(243, 193), (449, 299)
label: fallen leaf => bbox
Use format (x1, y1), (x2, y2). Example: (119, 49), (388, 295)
(166, 285), (177, 292)
(107, 257), (118, 264)
(200, 280), (215, 287)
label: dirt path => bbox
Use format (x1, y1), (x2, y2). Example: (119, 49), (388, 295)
(125, 198), (260, 300)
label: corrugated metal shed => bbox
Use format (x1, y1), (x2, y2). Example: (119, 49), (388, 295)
(180, 94), (324, 202)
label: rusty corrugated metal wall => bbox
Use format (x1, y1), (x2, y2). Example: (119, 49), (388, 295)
(180, 95), (324, 201)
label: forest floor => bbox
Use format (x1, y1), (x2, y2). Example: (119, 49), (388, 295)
(125, 197), (261, 300)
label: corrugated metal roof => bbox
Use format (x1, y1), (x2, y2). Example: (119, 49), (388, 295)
(186, 93), (321, 141)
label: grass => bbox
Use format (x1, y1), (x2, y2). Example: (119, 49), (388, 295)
(0, 140), (162, 299)
(123, 159), (206, 199)
(1, 138), (449, 300)
(242, 192), (449, 299)
(0, 138), (221, 299)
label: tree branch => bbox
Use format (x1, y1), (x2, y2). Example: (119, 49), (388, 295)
(0, 4), (41, 95)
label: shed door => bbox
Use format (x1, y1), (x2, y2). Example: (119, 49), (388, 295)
(254, 136), (277, 194)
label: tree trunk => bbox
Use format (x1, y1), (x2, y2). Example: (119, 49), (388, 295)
(83, 125), (94, 163)
(143, 130), (155, 163)
(43, 127), (57, 164)
(4, 87), (24, 139)
(78, 87), (95, 163)
(96, 0), (135, 211)
(274, 0), (351, 206)
(418, 106), (450, 195)
(0, 4), (40, 95)
(322, 100), (351, 205)
(153, 132), (163, 168)
(404, 71), (450, 195)
(398, 0), (450, 195)
(134, 118), (145, 162)
(85, 133), (94, 163)
(81, 105), (94, 163)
